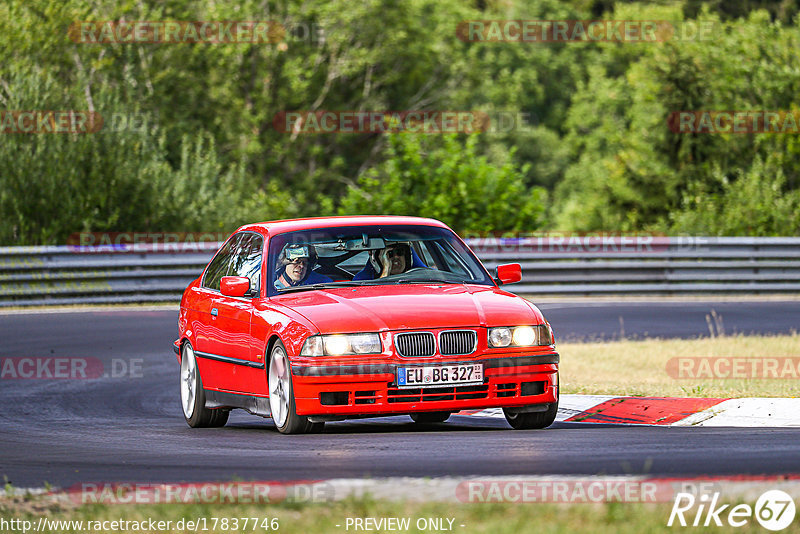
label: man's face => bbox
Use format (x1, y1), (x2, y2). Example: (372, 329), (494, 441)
(386, 246), (407, 275)
(285, 258), (308, 282)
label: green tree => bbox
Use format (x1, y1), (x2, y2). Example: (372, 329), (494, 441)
(669, 155), (800, 235)
(339, 133), (546, 233)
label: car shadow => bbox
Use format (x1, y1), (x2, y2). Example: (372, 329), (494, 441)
(220, 414), (602, 434)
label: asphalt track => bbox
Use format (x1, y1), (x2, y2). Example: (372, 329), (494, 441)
(1, 301), (799, 488)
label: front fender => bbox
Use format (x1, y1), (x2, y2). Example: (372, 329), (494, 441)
(253, 300), (319, 358)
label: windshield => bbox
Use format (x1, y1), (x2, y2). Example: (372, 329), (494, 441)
(267, 224), (493, 295)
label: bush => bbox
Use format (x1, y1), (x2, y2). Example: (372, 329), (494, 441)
(339, 133), (547, 234)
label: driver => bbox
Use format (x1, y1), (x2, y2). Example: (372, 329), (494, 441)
(274, 244), (332, 289)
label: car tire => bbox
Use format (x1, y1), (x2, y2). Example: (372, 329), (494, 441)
(268, 340), (314, 434)
(410, 412), (451, 424)
(180, 342), (227, 428)
(208, 408), (230, 427)
(503, 395), (559, 430)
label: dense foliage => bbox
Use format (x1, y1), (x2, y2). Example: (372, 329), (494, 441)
(1, 0), (798, 244)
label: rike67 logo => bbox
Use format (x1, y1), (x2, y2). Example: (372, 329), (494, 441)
(668, 490), (796, 530)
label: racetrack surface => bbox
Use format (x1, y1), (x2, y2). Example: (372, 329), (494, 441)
(537, 300), (799, 341)
(1, 302), (799, 488)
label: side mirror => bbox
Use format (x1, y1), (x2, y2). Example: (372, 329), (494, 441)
(220, 276), (251, 297)
(495, 263), (522, 285)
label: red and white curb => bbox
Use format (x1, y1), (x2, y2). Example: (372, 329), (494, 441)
(463, 395), (800, 427)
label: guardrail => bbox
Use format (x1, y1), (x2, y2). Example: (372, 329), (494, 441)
(0, 237), (798, 307)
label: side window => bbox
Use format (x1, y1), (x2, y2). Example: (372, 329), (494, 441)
(229, 233), (264, 294)
(202, 234), (242, 291)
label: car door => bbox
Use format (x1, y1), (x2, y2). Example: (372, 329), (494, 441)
(193, 232), (254, 393)
(216, 232), (266, 394)
(191, 232), (241, 364)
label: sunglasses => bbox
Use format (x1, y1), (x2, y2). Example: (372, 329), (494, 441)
(386, 247), (407, 259)
(287, 258), (309, 265)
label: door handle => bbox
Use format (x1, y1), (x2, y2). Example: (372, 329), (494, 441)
(211, 308), (218, 317)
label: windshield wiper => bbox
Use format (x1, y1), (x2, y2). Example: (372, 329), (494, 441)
(277, 281), (364, 293)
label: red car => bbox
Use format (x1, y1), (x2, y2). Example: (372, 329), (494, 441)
(174, 216), (559, 434)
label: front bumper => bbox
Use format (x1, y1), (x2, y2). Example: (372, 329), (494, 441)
(291, 353), (559, 416)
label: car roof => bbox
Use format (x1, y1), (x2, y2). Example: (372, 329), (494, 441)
(236, 216), (450, 236)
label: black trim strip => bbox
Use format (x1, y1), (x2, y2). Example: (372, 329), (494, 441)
(173, 342), (180, 355)
(484, 353), (559, 369)
(205, 389), (270, 416)
(293, 364), (395, 377)
(194, 350), (266, 369)
(292, 353), (558, 377)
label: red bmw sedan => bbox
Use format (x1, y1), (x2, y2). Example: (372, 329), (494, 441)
(174, 216), (559, 433)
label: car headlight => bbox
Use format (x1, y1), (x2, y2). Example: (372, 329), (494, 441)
(300, 333), (382, 356)
(488, 325), (552, 347)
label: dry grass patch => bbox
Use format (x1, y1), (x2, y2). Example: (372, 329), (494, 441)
(559, 333), (800, 398)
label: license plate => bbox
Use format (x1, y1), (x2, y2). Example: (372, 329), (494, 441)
(396, 363), (483, 388)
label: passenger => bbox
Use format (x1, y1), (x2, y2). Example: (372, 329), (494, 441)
(274, 244), (332, 289)
(377, 243), (411, 277)
(353, 243), (424, 280)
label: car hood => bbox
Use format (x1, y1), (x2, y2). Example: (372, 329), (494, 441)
(270, 284), (544, 333)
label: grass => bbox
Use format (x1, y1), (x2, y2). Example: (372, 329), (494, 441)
(559, 333), (800, 398)
(0, 495), (775, 533)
